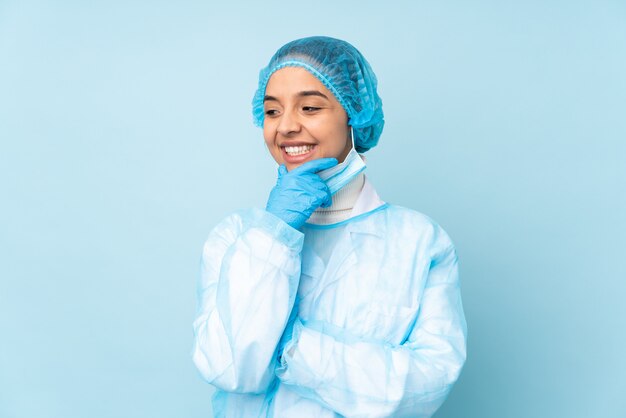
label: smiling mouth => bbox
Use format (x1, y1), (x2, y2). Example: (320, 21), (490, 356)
(284, 145), (314, 156)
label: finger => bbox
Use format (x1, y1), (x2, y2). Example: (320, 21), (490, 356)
(290, 158), (338, 175)
(319, 187), (333, 208)
(305, 180), (331, 205)
(277, 165), (288, 178)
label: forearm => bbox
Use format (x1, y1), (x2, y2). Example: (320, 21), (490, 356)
(276, 317), (465, 417)
(192, 208), (304, 393)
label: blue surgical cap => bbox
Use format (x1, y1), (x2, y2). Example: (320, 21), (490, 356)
(252, 36), (384, 153)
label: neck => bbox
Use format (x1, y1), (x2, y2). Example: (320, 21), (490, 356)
(307, 173), (365, 225)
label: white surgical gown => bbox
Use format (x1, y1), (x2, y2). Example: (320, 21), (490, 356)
(192, 179), (467, 417)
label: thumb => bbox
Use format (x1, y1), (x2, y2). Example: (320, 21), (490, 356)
(277, 165), (288, 178)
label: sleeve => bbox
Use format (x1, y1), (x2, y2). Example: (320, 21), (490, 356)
(192, 208), (304, 394)
(275, 235), (467, 417)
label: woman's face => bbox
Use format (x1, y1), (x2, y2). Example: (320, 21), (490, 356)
(263, 67), (351, 172)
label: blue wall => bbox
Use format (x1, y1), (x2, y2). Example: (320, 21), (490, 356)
(1, 1), (624, 417)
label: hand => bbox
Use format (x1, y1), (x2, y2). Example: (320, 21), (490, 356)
(266, 158), (338, 229)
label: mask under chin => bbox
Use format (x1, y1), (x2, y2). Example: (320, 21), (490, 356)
(317, 127), (366, 195)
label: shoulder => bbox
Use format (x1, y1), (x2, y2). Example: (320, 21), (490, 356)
(376, 204), (455, 257)
(205, 207), (303, 249)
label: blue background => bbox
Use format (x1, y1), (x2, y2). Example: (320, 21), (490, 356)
(1, 1), (625, 417)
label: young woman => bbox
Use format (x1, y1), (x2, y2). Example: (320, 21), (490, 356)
(192, 36), (467, 418)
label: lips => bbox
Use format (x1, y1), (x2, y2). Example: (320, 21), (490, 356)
(284, 144), (314, 156)
(281, 143), (316, 165)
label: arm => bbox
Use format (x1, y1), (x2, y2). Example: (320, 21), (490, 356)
(276, 240), (467, 417)
(192, 208), (303, 393)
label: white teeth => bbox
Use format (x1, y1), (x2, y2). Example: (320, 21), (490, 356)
(284, 145), (314, 156)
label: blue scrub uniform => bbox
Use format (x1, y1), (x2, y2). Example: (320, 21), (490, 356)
(192, 180), (467, 417)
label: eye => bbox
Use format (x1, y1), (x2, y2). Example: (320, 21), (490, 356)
(302, 106), (321, 113)
(264, 109), (279, 117)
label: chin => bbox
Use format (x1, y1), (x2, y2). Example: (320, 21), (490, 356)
(285, 162), (301, 171)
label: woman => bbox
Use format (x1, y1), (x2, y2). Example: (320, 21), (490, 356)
(192, 36), (467, 418)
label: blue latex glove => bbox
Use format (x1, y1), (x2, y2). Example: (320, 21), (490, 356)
(266, 158), (338, 229)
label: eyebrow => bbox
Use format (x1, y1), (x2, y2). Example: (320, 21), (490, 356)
(263, 90), (329, 102)
(299, 90), (329, 99)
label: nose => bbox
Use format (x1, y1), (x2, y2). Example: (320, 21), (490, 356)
(276, 108), (301, 136)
